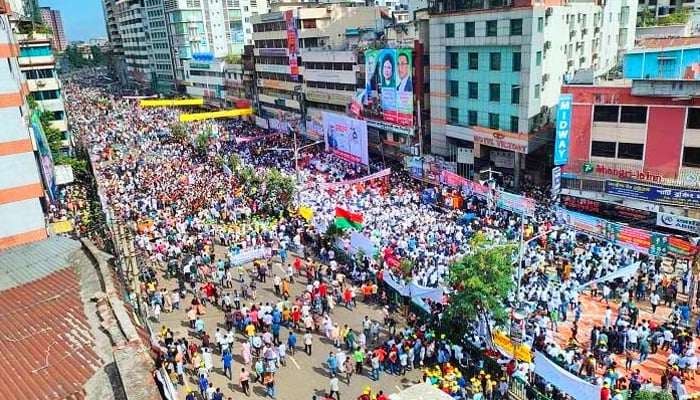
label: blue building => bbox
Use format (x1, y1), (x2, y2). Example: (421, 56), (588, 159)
(624, 37), (700, 80)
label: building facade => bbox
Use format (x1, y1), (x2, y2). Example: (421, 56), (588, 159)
(560, 81), (700, 227)
(427, 0), (636, 187)
(102, 0), (128, 83)
(251, 4), (383, 132)
(144, 0), (175, 92)
(39, 7), (67, 52)
(115, 0), (152, 89)
(163, 0), (270, 91)
(17, 33), (69, 152)
(624, 37), (700, 80)
(0, 2), (50, 248)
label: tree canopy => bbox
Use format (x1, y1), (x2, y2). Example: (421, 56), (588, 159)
(441, 233), (517, 339)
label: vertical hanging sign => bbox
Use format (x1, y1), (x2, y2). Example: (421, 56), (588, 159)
(285, 10), (299, 81)
(554, 94), (573, 166)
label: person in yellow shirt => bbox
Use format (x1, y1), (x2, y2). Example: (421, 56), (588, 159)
(245, 322), (256, 338)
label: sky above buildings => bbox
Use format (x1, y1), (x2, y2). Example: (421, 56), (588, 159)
(40, 0), (107, 42)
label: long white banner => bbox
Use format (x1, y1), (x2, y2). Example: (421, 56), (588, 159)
(319, 168), (391, 190)
(230, 247), (272, 266)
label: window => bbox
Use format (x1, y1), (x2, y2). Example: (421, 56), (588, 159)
(449, 107), (459, 123)
(449, 52), (459, 69)
(489, 83), (500, 102)
(468, 110), (477, 126)
(688, 108), (700, 129)
(534, 84), (540, 99)
(468, 82), (478, 99)
(468, 52), (478, 70)
(489, 52), (501, 71)
(512, 52), (521, 72)
(535, 51), (542, 67)
(465, 21), (475, 37)
(488, 113), (500, 129)
(593, 105), (619, 122)
(450, 80), (459, 97)
(617, 143), (644, 160)
(537, 17), (544, 33)
(511, 85), (520, 104)
(510, 116), (519, 132)
(509, 19), (523, 35)
(446, 23), (455, 38)
(486, 20), (497, 36)
(683, 147), (700, 167)
(620, 106), (647, 123)
(591, 141), (616, 157)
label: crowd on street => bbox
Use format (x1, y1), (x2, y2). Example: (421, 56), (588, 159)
(62, 70), (700, 400)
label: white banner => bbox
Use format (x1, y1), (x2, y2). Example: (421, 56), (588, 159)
(323, 112), (369, 165)
(255, 116), (269, 129)
(656, 212), (700, 234)
(534, 351), (599, 400)
(577, 261), (641, 289)
(230, 247), (272, 266)
(318, 168), (391, 190)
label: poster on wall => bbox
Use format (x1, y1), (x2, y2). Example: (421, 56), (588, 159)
(284, 10), (298, 81)
(362, 48), (414, 127)
(30, 110), (56, 201)
(323, 112), (369, 165)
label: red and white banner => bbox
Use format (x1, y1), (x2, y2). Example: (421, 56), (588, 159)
(318, 168), (391, 190)
(235, 133), (281, 144)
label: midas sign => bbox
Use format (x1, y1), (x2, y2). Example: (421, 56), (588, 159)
(492, 331), (532, 362)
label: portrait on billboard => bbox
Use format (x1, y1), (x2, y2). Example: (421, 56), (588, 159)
(380, 51), (395, 88)
(396, 51), (412, 92)
(365, 50), (379, 100)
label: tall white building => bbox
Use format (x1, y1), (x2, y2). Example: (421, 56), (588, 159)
(163, 0), (270, 89)
(427, 0), (637, 188)
(115, 0), (151, 88)
(144, 0), (175, 92)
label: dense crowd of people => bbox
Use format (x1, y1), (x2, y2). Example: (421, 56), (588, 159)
(62, 70), (700, 400)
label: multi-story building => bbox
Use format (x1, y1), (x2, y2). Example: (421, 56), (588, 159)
(427, 0), (636, 188)
(624, 37), (700, 80)
(115, 0), (151, 89)
(102, 0), (128, 83)
(17, 33), (69, 152)
(39, 7), (67, 52)
(251, 4), (382, 133)
(163, 0), (270, 92)
(144, 0), (174, 92)
(0, 2), (51, 248)
(560, 80), (700, 231)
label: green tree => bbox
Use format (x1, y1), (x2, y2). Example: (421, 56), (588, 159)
(224, 53), (242, 64)
(64, 45), (87, 69)
(228, 153), (243, 172)
(169, 122), (187, 142)
(264, 168), (295, 207)
(441, 233), (517, 339)
(89, 45), (105, 65)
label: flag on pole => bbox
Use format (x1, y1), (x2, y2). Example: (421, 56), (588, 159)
(335, 207), (363, 230)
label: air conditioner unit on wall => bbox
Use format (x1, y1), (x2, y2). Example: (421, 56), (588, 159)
(36, 80), (46, 87)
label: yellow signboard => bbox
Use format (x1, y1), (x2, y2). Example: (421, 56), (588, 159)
(51, 220), (73, 234)
(492, 331), (532, 362)
(179, 108), (254, 122)
(139, 98), (205, 107)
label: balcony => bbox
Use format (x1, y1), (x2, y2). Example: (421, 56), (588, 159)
(37, 99), (65, 112)
(51, 119), (68, 133)
(28, 78), (60, 92)
(631, 79), (700, 97)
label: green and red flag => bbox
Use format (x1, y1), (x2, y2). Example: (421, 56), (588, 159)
(335, 207), (363, 230)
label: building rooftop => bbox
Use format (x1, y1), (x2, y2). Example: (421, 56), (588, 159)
(0, 237), (103, 400)
(635, 36), (700, 50)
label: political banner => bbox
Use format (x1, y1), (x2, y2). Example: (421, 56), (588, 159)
(323, 112), (369, 165)
(556, 208), (606, 237)
(284, 10), (299, 81)
(494, 191), (536, 217)
(363, 48), (413, 127)
(230, 247), (272, 266)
